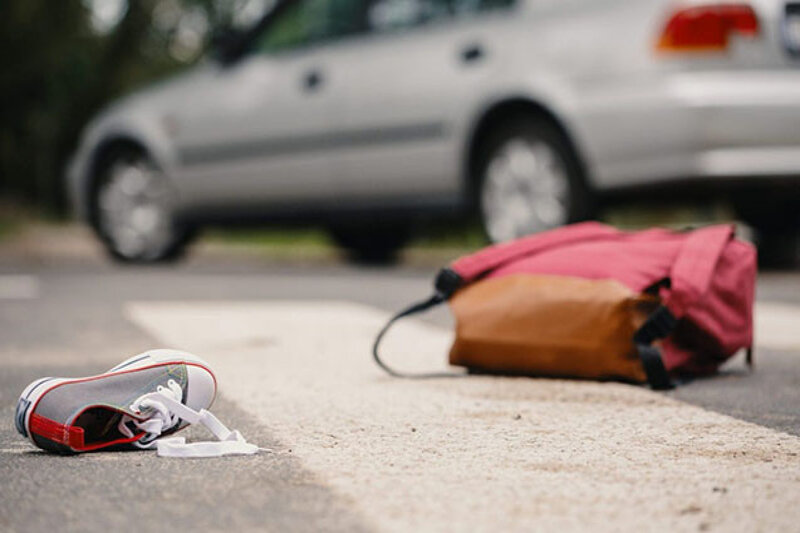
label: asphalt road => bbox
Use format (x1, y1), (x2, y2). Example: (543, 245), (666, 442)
(1, 247), (799, 531)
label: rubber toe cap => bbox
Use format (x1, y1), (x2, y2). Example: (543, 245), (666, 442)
(185, 363), (217, 411)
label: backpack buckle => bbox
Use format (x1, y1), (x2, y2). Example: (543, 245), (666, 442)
(434, 268), (463, 299)
(634, 306), (677, 345)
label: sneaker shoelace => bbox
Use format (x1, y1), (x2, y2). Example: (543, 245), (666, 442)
(118, 379), (259, 458)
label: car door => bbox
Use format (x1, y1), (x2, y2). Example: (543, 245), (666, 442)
(324, 0), (512, 204)
(170, 0), (358, 213)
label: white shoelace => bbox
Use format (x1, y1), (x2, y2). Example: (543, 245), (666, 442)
(118, 379), (260, 458)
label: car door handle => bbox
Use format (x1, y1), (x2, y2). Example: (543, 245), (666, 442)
(460, 44), (485, 64)
(302, 69), (324, 92)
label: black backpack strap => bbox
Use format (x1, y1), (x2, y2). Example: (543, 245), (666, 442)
(373, 268), (464, 378)
(635, 345), (673, 390)
(633, 306), (677, 390)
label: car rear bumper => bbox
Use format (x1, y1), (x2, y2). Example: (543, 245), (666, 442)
(578, 70), (800, 188)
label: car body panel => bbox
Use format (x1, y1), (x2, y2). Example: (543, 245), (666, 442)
(68, 0), (800, 227)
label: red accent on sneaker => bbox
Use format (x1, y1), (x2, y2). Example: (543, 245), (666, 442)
(73, 434), (145, 452)
(29, 411), (147, 451)
(29, 413), (85, 449)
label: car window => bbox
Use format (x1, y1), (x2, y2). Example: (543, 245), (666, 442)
(451, 0), (515, 15)
(367, 0), (451, 32)
(255, 0), (368, 53)
(366, 0), (513, 33)
(476, 0), (515, 12)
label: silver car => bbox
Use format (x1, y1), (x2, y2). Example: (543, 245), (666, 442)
(67, 0), (800, 262)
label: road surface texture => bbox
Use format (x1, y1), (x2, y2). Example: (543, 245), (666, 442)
(1, 234), (799, 532)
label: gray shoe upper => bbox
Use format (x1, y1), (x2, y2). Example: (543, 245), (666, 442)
(27, 364), (189, 453)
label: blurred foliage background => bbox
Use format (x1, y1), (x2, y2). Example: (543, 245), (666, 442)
(0, 0), (267, 215)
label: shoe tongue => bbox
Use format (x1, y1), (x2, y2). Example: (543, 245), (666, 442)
(103, 364), (189, 420)
(117, 403), (147, 419)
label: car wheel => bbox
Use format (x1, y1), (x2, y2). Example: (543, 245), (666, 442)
(754, 229), (800, 269)
(476, 117), (593, 243)
(92, 148), (194, 264)
(735, 199), (800, 268)
(328, 222), (411, 264)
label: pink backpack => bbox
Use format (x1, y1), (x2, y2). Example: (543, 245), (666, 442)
(374, 222), (756, 389)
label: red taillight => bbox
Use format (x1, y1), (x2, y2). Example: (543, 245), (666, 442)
(657, 3), (759, 52)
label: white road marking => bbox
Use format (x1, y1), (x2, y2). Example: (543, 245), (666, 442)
(0, 275), (39, 299)
(0, 448), (37, 454)
(756, 302), (800, 350)
(126, 300), (800, 533)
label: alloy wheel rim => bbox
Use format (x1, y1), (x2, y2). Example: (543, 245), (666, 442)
(97, 159), (175, 260)
(481, 138), (570, 243)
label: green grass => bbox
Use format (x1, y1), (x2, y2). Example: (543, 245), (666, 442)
(603, 201), (736, 230)
(201, 202), (736, 262)
(0, 219), (19, 241)
(207, 227), (334, 248)
(201, 222), (488, 266)
(203, 227), (339, 262)
(0, 201), (41, 242)
(409, 221), (488, 250)
(207, 222), (488, 254)
(0, 198), (739, 263)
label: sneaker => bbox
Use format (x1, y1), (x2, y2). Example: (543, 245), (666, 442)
(15, 349), (217, 454)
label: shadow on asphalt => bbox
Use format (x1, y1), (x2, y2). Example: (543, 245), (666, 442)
(0, 363), (372, 533)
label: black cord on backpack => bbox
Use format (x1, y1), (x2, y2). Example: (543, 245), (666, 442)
(372, 292), (465, 379)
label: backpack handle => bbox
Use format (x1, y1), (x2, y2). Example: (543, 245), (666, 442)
(449, 222), (621, 283)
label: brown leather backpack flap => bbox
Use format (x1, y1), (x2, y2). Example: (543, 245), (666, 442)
(448, 274), (656, 382)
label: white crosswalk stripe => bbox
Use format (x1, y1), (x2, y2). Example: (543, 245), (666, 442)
(0, 275), (39, 299)
(756, 302), (800, 351)
(126, 300), (800, 533)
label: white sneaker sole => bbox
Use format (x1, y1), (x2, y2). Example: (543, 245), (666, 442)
(15, 377), (69, 443)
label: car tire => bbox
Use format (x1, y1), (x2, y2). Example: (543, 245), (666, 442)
(476, 117), (594, 243)
(91, 147), (195, 264)
(735, 199), (800, 269)
(754, 229), (800, 269)
(328, 222), (411, 264)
